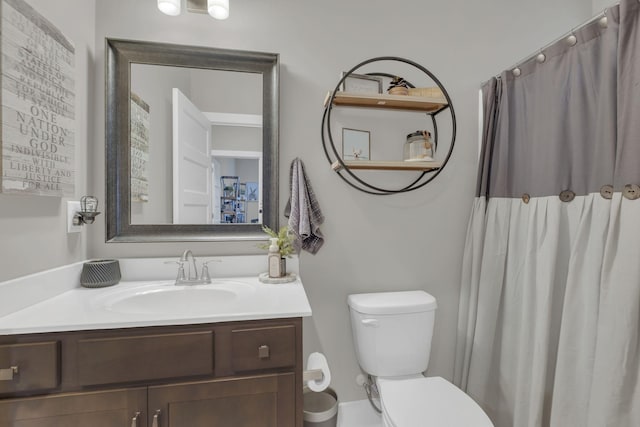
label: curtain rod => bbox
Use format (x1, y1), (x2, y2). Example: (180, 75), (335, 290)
(488, 1), (622, 81)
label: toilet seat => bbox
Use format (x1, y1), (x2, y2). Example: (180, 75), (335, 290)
(377, 376), (493, 427)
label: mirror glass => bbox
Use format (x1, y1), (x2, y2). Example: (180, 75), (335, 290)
(129, 65), (263, 225)
(106, 39), (279, 242)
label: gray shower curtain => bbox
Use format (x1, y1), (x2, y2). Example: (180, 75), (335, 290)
(455, 1), (640, 426)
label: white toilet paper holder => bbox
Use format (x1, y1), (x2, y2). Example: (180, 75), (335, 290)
(303, 369), (325, 382)
(305, 352), (331, 392)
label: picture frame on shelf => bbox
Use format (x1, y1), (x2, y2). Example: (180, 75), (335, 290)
(341, 72), (382, 94)
(246, 182), (258, 201)
(342, 128), (370, 161)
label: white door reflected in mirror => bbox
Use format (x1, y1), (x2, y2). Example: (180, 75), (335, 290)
(172, 88), (212, 224)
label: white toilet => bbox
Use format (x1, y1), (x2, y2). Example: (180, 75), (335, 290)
(348, 290), (493, 427)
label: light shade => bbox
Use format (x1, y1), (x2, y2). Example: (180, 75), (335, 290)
(158, 0), (181, 16)
(80, 195), (99, 213)
(208, 0), (229, 20)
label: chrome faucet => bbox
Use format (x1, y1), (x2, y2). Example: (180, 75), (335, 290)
(170, 250), (212, 285)
(181, 250), (198, 281)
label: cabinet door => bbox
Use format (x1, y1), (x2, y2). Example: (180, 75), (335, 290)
(148, 373), (295, 427)
(0, 388), (146, 427)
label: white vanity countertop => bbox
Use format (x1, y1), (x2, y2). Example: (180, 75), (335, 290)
(0, 256), (312, 335)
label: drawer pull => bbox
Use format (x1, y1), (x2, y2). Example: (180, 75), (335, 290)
(131, 411), (141, 427)
(0, 366), (18, 381)
(258, 344), (270, 359)
(152, 409), (160, 427)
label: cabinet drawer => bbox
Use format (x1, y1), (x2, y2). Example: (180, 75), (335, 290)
(77, 331), (214, 386)
(0, 341), (60, 395)
(231, 325), (295, 372)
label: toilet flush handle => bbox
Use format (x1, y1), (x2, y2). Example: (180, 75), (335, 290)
(361, 318), (379, 327)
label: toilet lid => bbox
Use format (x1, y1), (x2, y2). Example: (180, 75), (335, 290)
(377, 376), (493, 427)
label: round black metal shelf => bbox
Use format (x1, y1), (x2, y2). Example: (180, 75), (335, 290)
(321, 56), (457, 195)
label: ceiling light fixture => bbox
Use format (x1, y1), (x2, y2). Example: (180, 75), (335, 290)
(157, 0), (181, 16)
(157, 0), (229, 20)
(207, 0), (229, 20)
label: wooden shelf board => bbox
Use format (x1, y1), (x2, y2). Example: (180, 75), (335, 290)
(331, 160), (442, 172)
(324, 91), (448, 113)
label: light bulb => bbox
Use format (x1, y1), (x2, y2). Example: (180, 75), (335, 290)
(81, 196), (98, 213)
(208, 0), (229, 20)
(158, 0), (181, 16)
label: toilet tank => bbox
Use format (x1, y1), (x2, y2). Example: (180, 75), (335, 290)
(348, 291), (437, 377)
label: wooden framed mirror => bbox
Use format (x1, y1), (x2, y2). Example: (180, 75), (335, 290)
(105, 39), (279, 242)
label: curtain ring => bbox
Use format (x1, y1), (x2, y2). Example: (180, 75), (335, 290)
(536, 52), (546, 63)
(559, 190), (575, 202)
(599, 9), (608, 28)
(512, 67), (521, 77)
(566, 33), (577, 46)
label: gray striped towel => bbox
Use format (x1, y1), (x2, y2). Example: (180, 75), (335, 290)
(284, 158), (325, 254)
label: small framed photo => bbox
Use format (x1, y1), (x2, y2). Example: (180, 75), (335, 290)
(246, 182), (258, 201)
(342, 128), (370, 160)
(341, 72), (383, 94)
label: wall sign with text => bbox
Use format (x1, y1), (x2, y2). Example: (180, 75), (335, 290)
(130, 92), (149, 203)
(1, 0), (75, 196)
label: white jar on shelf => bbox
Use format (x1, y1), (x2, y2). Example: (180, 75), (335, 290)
(404, 130), (435, 161)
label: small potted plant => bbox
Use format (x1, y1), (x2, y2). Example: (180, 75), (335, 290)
(223, 185), (235, 198)
(388, 76), (409, 95)
(258, 225), (295, 276)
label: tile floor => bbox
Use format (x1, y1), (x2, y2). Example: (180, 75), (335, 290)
(337, 399), (383, 427)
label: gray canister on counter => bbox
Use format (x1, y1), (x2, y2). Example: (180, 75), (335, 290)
(80, 259), (121, 288)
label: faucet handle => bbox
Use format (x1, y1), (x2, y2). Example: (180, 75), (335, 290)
(177, 263), (186, 281)
(201, 264), (211, 283)
(200, 260), (220, 284)
(165, 260), (186, 281)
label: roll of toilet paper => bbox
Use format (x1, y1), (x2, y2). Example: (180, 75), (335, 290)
(306, 352), (331, 392)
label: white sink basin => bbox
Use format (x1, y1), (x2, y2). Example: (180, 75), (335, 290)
(97, 280), (256, 316)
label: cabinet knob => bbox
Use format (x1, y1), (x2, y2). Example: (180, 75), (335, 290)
(152, 409), (160, 427)
(130, 411), (141, 427)
(258, 344), (270, 359)
(0, 366), (18, 381)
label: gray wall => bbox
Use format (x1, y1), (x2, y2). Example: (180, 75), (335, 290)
(130, 64), (191, 224)
(593, 0), (616, 13)
(189, 68), (262, 114)
(0, 0), (95, 281)
(212, 126), (261, 152)
(0, 0), (593, 404)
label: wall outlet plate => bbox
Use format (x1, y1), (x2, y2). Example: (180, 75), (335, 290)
(67, 201), (82, 233)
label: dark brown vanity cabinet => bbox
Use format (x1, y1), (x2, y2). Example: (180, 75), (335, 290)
(0, 388), (147, 427)
(0, 318), (302, 427)
(148, 373), (295, 427)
